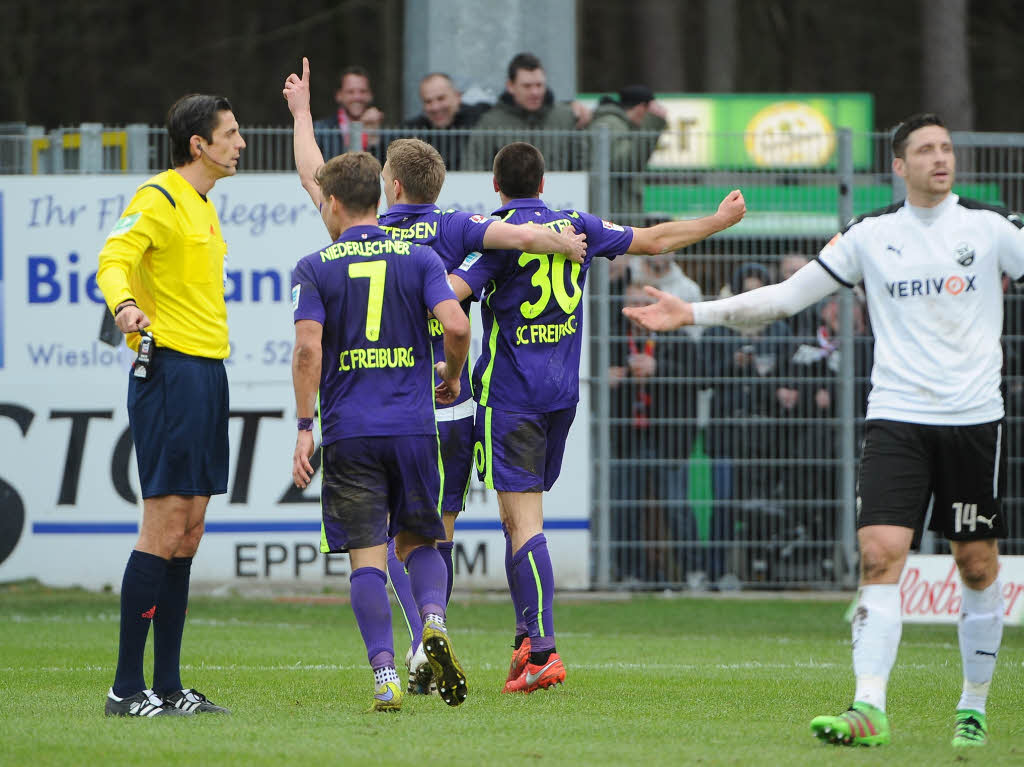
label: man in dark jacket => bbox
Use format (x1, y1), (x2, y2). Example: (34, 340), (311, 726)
(403, 73), (490, 171)
(465, 53), (584, 170)
(588, 85), (668, 223)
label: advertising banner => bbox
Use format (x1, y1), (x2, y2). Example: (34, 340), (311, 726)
(578, 92), (873, 169)
(0, 172), (592, 590)
(897, 555), (1024, 625)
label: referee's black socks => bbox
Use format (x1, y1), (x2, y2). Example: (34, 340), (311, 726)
(153, 556), (193, 696)
(112, 550), (168, 698)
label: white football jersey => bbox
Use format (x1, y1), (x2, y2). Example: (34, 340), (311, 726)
(817, 194), (1024, 425)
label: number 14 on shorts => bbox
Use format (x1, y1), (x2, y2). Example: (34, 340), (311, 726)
(952, 502), (996, 533)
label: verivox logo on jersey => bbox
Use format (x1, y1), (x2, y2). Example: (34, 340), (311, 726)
(885, 274), (977, 298)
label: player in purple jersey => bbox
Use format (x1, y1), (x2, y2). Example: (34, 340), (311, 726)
(448, 142), (746, 693)
(290, 151), (471, 712)
(283, 59), (587, 692)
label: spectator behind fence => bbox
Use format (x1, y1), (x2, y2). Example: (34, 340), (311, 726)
(787, 293), (872, 504)
(588, 85), (668, 223)
(702, 263), (795, 505)
(465, 52), (586, 170)
(609, 278), (694, 583)
(403, 73), (490, 171)
(313, 65), (384, 160)
(779, 254), (816, 339)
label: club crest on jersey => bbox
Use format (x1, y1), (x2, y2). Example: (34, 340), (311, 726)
(954, 242), (975, 267)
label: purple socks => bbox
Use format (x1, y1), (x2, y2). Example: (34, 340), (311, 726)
(509, 533), (555, 654)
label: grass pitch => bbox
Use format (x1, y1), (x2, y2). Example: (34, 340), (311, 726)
(1, 582), (1021, 766)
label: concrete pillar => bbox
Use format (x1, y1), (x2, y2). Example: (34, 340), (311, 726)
(403, 0), (576, 121)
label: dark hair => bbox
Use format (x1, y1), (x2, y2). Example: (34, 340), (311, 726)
(493, 142), (544, 198)
(315, 152), (381, 213)
(167, 94), (233, 167)
(386, 138), (446, 203)
(891, 113), (946, 158)
(507, 52), (543, 82)
(339, 65), (371, 86)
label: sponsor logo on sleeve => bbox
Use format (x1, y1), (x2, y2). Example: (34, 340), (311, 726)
(601, 219), (624, 232)
(291, 284), (301, 311)
(458, 251), (482, 271)
(107, 212), (141, 239)
(469, 214), (488, 224)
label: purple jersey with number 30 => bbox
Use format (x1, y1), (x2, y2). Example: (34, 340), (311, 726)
(456, 198), (634, 413)
(291, 225), (457, 445)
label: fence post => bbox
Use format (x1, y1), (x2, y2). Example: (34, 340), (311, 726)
(837, 128), (858, 588)
(49, 128), (65, 174)
(25, 126), (44, 174)
(593, 124), (612, 589)
(126, 124), (150, 173)
(80, 122), (103, 173)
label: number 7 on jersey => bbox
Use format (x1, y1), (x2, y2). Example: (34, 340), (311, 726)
(348, 261), (387, 341)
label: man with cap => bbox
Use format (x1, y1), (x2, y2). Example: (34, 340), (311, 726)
(588, 85), (668, 223)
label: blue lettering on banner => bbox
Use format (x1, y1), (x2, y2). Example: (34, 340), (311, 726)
(26, 252), (293, 305)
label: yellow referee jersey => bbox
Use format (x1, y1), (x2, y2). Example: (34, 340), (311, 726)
(96, 169), (229, 358)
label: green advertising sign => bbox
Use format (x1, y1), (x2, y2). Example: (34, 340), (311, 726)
(579, 92), (874, 169)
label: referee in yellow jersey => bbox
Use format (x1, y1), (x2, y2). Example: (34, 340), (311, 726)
(96, 94), (244, 718)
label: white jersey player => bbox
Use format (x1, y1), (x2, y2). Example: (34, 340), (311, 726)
(624, 113), (1024, 748)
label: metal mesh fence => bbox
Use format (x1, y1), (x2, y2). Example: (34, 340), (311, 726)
(6, 122), (1024, 589)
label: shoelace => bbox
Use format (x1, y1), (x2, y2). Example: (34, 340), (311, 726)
(955, 716), (984, 740)
(143, 690), (164, 708)
(183, 689), (207, 704)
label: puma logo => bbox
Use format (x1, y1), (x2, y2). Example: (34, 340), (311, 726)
(975, 649), (997, 658)
(977, 513), (996, 528)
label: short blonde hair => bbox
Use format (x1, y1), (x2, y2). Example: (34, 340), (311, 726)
(386, 138), (446, 203)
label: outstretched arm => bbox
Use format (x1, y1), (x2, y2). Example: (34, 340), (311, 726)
(627, 190), (746, 255)
(482, 221), (587, 264)
(283, 57), (325, 211)
(623, 260), (840, 333)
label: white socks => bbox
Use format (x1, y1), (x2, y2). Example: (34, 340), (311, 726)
(373, 665), (400, 686)
(957, 580), (1003, 714)
(852, 584), (902, 711)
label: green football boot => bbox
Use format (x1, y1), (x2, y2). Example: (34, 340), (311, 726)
(810, 701), (890, 746)
(951, 709), (988, 747)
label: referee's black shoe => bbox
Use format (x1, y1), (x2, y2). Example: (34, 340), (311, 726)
(162, 688), (231, 714)
(105, 688), (193, 717)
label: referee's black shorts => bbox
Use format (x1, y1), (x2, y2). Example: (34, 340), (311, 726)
(856, 418), (1007, 541)
(127, 346), (229, 499)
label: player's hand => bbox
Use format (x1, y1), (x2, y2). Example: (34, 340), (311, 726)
(557, 227), (587, 264)
(715, 189), (746, 229)
(622, 286), (692, 331)
(115, 305), (150, 334)
(283, 57), (312, 117)
(292, 429), (316, 489)
(433, 361), (461, 404)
